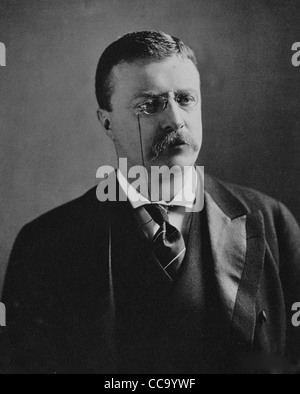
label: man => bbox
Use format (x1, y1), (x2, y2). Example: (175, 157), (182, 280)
(1, 31), (300, 374)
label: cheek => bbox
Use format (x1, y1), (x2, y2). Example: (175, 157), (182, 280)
(186, 111), (202, 133)
(112, 116), (138, 144)
(112, 115), (157, 155)
(138, 118), (161, 143)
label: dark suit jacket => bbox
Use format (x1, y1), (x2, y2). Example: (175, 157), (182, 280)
(1, 175), (300, 374)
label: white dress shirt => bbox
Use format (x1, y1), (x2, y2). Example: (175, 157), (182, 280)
(117, 166), (198, 242)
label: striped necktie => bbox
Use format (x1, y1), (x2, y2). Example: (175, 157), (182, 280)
(144, 204), (186, 280)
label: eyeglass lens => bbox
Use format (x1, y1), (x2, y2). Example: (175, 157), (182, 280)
(139, 93), (198, 115)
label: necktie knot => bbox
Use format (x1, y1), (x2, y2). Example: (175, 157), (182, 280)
(144, 204), (169, 226)
(143, 203), (186, 281)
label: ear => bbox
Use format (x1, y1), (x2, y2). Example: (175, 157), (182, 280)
(97, 108), (115, 141)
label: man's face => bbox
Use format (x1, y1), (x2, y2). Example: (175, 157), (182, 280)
(107, 55), (203, 171)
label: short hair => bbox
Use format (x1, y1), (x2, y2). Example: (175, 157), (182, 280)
(95, 31), (198, 111)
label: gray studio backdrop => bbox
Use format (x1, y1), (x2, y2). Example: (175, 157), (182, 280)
(0, 0), (299, 293)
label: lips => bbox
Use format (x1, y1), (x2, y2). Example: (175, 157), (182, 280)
(151, 131), (195, 160)
(169, 140), (188, 148)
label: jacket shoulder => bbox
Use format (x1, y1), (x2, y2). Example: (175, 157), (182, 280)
(206, 174), (287, 215)
(218, 179), (299, 234)
(9, 187), (111, 262)
(218, 179), (280, 212)
(19, 187), (104, 237)
(4, 187), (110, 299)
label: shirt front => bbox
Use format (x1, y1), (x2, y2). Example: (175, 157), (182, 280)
(117, 166), (198, 242)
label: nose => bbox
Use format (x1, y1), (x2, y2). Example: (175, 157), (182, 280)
(159, 97), (185, 133)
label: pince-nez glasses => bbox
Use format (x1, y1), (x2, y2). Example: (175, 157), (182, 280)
(137, 92), (199, 116)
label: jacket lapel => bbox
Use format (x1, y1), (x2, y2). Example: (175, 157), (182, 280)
(231, 211), (266, 351)
(205, 191), (247, 323)
(205, 176), (266, 349)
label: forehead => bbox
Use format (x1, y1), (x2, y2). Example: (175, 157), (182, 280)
(111, 56), (200, 104)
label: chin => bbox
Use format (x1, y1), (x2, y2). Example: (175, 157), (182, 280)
(156, 154), (197, 169)
(168, 158), (196, 169)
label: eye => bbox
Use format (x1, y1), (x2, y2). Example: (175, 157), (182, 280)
(142, 100), (157, 112)
(176, 94), (198, 107)
(139, 97), (166, 114)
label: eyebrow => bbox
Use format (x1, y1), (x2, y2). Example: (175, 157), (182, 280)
(131, 90), (162, 100)
(131, 89), (199, 101)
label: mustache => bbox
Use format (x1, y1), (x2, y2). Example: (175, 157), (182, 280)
(151, 130), (198, 160)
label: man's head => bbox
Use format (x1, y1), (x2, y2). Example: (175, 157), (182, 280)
(96, 31), (203, 171)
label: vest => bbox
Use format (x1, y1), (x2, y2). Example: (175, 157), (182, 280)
(110, 202), (224, 374)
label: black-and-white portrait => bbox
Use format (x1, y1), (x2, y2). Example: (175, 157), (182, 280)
(0, 0), (300, 376)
